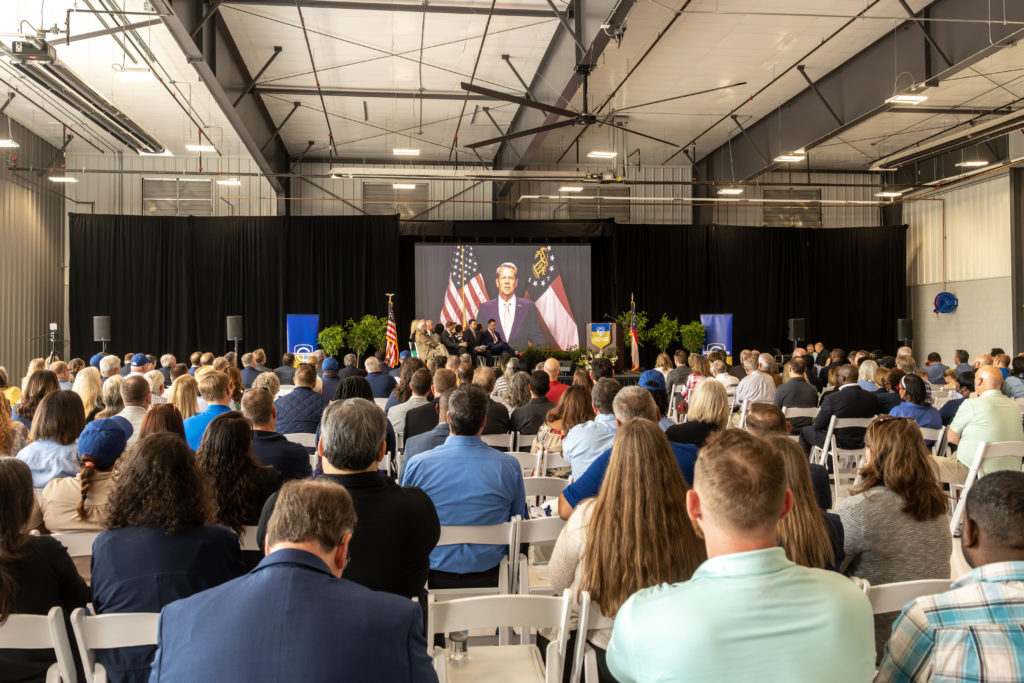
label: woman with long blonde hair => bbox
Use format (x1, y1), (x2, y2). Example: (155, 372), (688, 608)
(666, 377), (729, 447)
(96, 375), (125, 419)
(168, 375), (200, 420)
(72, 366), (104, 422)
(654, 352), (673, 379)
(767, 435), (842, 571)
(545, 419), (705, 680)
(20, 358), (45, 392)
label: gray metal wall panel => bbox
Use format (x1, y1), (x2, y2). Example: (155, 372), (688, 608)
(713, 171), (880, 228)
(0, 114), (65, 381)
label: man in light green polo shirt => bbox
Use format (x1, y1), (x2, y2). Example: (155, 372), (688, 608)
(937, 365), (1024, 485)
(606, 430), (874, 683)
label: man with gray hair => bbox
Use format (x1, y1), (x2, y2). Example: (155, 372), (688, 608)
(561, 377), (621, 480)
(363, 355), (397, 399)
(240, 353), (260, 389)
(734, 352), (777, 406)
(99, 354), (121, 381)
(257, 398), (438, 600)
(338, 353), (366, 381)
(557, 386), (699, 519)
(150, 480), (436, 682)
(711, 359), (738, 396)
(159, 353), (176, 387)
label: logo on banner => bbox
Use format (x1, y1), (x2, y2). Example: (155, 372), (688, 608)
(590, 323), (611, 349)
(701, 313), (734, 364)
(293, 344), (315, 364)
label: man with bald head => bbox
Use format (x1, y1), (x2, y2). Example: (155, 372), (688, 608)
(935, 365), (1024, 485)
(543, 358), (568, 403)
(791, 347), (821, 390)
(799, 364), (878, 456)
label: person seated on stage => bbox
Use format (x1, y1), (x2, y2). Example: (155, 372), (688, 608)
(386, 368), (432, 437)
(364, 356), (397, 399)
(605, 430), (874, 683)
(773, 357), (818, 430)
(481, 318), (516, 358)
(273, 363), (331, 436)
(589, 355), (614, 382)
(544, 358), (568, 404)
(558, 387), (698, 521)
(414, 319), (443, 361)
(401, 388), (454, 482)
(733, 352), (777, 407)
(744, 402), (832, 511)
(319, 358), (341, 400)
(147, 480), (436, 683)
(403, 368), (457, 440)
(798, 365), (878, 456)
(241, 387), (312, 482)
(877, 470), (1024, 683)
(510, 371), (556, 435)
(404, 384), (527, 590)
(273, 353), (296, 385)
(561, 378), (621, 480)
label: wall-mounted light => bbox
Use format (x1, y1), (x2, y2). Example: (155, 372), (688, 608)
(393, 183), (417, 189)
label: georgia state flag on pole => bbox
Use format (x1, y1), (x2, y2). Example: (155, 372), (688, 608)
(526, 246), (579, 350)
(630, 294), (640, 371)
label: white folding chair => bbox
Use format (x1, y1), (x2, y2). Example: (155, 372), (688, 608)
(513, 452), (543, 478)
(0, 606), (76, 683)
(781, 406), (818, 422)
(861, 578), (952, 614)
(539, 450), (571, 477)
(515, 516), (566, 596)
(374, 397), (388, 408)
(240, 525), (262, 552)
(276, 384), (296, 396)
(949, 441), (1024, 534)
(426, 591), (572, 683)
(524, 477), (570, 502)
(737, 399), (750, 428)
(809, 415), (874, 503)
(430, 519), (518, 600)
(515, 432), (538, 453)
(70, 608), (160, 683)
(481, 433), (515, 451)
(569, 592), (616, 683)
(50, 531), (101, 559)
(918, 426), (945, 456)
(283, 432), (317, 450)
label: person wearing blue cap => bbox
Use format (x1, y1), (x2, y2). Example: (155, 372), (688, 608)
(638, 369), (675, 431)
(390, 351), (409, 379)
(90, 352), (106, 370)
(126, 352), (153, 381)
(320, 357), (341, 401)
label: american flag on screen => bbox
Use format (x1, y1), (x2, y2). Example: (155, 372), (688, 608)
(525, 246), (579, 350)
(439, 245), (489, 325)
(384, 297), (399, 368)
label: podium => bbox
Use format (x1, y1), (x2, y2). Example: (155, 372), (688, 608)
(587, 322), (625, 373)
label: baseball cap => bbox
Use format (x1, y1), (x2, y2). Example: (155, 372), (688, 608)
(77, 416), (132, 467)
(322, 357), (339, 373)
(90, 353), (106, 369)
(131, 352), (149, 368)
(639, 369), (666, 392)
(399, 350), (410, 359)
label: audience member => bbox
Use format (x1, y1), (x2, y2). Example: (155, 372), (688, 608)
(145, 370), (167, 405)
(665, 379), (729, 447)
(251, 348), (271, 373)
(336, 354), (365, 380)
(50, 361), (72, 391)
(0, 365), (22, 406)
(510, 371), (556, 434)
(465, 367), (509, 434)
(501, 370), (532, 415)
(544, 358), (568, 403)
(544, 419), (705, 680)
(572, 367), (593, 394)
(773, 357), (818, 430)
(169, 363), (188, 383)
(559, 387), (698, 520)
(857, 359), (879, 392)
(158, 354), (176, 387)
(790, 347), (821, 390)
(823, 347), (848, 374)
(877, 471), (1024, 682)
(225, 366), (244, 409)
(125, 353), (153, 382)
(403, 369), (458, 440)
(952, 349), (971, 374)
(531, 384), (596, 458)
(405, 384), (527, 589)
(384, 356), (426, 413)
(710, 359), (738, 396)
(937, 366), (1024, 484)
(167, 374), (200, 421)
(250, 370), (280, 399)
(876, 368), (905, 414)
(939, 370), (973, 427)
(16, 390), (85, 487)
(72, 366), (104, 421)
(401, 388), (454, 481)
(733, 353), (776, 406)
(119, 376), (151, 446)
(273, 353), (296, 385)
(100, 354), (121, 380)
(922, 352), (948, 384)
(589, 356), (614, 382)
(187, 352), (201, 375)
(605, 430), (874, 682)
(678, 354), (712, 411)
(837, 417), (951, 657)
(637, 369), (674, 430)
(994, 352), (1011, 379)
(387, 367), (431, 436)
(767, 435), (843, 572)
(138, 403), (186, 440)
(273, 363), (331, 436)
(11, 369), (59, 429)
(364, 356), (397, 398)
(744, 402), (832, 510)
(259, 399), (439, 599)
(240, 353), (260, 389)
(183, 371), (234, 450)
(0, 393), (28, 457)
(799, 365), (878, 455)
(665, 349), (690, 390)
(147, 480), (435, 682)
(242, 387), (313, 481)
(1001, 355), (1024, 399)
(730, 349), (753, 381)
(972, 353), (993, 370)
(0, 459), (88, 682)
(888, 374), (941, 441)
(561, 378), (620, 479)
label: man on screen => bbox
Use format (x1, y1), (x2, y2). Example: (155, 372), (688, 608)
(477, 262), (545, 350)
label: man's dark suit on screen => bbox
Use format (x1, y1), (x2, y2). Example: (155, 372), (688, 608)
(477, 297), (545, 350)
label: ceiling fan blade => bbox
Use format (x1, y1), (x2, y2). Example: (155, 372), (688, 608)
(600, 120), (679, 147)
(465, 118), (579, 149)
(461, 82), (578, 119)
(613, 82), (747, 113)
(555, 124), (592, 163)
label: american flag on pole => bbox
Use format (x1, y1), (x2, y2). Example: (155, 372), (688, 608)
(525, 246), (579, 350)
(630, 294), (640, 371)
(384, 296), (399, 368)
(439, 245), (489, 326)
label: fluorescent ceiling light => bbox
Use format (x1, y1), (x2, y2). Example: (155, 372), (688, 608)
(885, 94), (928, 105)
(0, 138), (19, 148)
(773, 153), (805, 163)
(392, 148), (420, 156)
(586, 151), (617, 159)
(139, 148), (173, 157)
(558, 186), (584, 192)
(717, 187), (744, 195)
(875, 191), (904, 198)
(954, 160), (989, 168)
(216, 178), (242, 186)
(48, 175), (77, 183)
(115, 67), (156, 82)
(392, 183), (417, 189)
(185, 143), (216, 152)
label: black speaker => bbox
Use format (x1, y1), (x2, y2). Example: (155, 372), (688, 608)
(93, 316), (111, 342)
(787, 317), (805, 341)
(226, 315), (243, 341)
(897, 318), (913, 341)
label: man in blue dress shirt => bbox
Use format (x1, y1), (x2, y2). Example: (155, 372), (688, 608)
(561, 378), (621, 479)
(148, 480), (436, 682)
(401, 388), (453, 483)
(404, 383), (527, 589)
(183, 371), (235, 450)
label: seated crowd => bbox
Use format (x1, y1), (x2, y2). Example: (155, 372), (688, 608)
(0, 340), (1022, 683)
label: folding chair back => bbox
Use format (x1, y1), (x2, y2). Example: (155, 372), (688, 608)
(949, 441), (1024, 534)
(480, 433), (514, 451)
(283, 432), (316, 450)
(70, 608), (160, 683)
(570, 592), (616, 683)
(782, 406), (818, 421)
(0, 606), (76, 683)
(50, 531), (101, 559)
(374, 397), (388, 408)
(515, 516), (567, 595)
(431, 519), (518, 599)
(811, 415), (874, 502)
(515, 432), (538, 452)
(737, 400), (750, 429)
(513, 451), (542, 478)
(863, 579), (952, 614)
(524, 477), (570, 501)
(540, 449), (570, 476)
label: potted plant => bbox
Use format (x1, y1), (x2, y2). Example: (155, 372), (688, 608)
(615, 309), (649, 350)
(679, 320), (706, 355)
(345, 314), (388, 365)
(317, 324), (346, 359)
(647, 314), (681, 354)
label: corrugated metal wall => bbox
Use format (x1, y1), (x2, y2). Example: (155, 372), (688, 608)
(292, 162), (493, 220)
(712, 171), (881, 228)
(0, 114), (65, 381)
(905, 173), (1011, 286)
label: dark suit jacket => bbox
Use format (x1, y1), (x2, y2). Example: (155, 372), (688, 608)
(366, 371), (397, 399)
(337, 366), (367, 380)
(510, 397), (555, 434)
(273, 365), (296, 384)
(252, 429), (313, 481)
(665, 366), (690, 392)
(440, 331), (462, 354)
(728, 363), (747, 381)
(159, 366), (173, 388)
(148, 548), (436, 682)
(404, 399), (440, 440)
(809, 385), (878, 449)
(240, 366), (261, 389)
(484, 398), (511, 435)
(805, 363), (822, 391)
(477, 297), (545, 349)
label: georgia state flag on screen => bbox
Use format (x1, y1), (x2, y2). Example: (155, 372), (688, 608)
(526, 246), (579, 350)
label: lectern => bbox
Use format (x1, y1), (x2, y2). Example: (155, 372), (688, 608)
(586, 322), (625, 373)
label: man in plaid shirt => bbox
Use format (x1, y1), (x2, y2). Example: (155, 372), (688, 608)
(877, 470), (1024, 682)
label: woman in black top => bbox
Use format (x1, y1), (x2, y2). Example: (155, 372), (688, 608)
(664, 379), (730, 447)
(0, 458), (89, 682)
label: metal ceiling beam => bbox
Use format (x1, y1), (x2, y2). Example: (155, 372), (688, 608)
(224, 0), (561, 17)
(256, 85), (501, 100)
(150, 0), (289, 200)
(888, 106), (1014, 116)
(696, 0), (1024, 185)
(66, 19), (162, 43)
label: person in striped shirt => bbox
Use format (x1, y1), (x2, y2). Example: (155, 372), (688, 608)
(877, 470), (1024, 682)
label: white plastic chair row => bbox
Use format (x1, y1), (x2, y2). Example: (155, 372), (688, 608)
(859, 578), (953, 615)
(809, 415), (874, 503)
(570, 591), (616, 683)
(949, 441), (1024, 535)
(0, 606), (76, 683)
(71, 608), (160, 683)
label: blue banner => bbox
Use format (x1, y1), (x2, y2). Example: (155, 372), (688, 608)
(700, 313), (733, 364)
(286, 314), (320, 363)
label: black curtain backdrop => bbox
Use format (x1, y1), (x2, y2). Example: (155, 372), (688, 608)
(70, 214), (905, 367)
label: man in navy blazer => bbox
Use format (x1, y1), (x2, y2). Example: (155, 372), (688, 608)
(476, 262), (545, 350)
(148, 480), (437, 683)
(799, 365), (878, 455)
